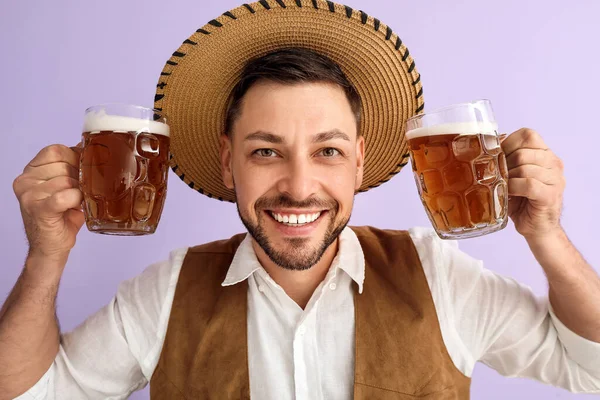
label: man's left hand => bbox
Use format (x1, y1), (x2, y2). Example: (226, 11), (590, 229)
(501, 128), (566, 239)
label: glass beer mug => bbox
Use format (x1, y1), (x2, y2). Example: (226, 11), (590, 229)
(79, 104), (170, 235)
(406, 99), (509, 239)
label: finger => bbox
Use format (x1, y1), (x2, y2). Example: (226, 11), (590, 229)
(70, 141), (83, 156)
(31, 176), (80, 200)
(506, 148), (556, 170)
(502, 128), (548, 157)
(508, 177), (552, 201)
(65, 208), (86, 229)
(509, 165), (561, 185)
(14, 174), (79, 199)
(44, 188), (85, 214)
(23, 162), (79, 181)
(28, 144), (80, 169)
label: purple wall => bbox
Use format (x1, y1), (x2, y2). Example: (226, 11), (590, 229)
(1, 1), (598, 398)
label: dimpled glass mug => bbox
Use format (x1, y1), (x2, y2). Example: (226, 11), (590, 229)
(406, 100), (509, 239)
(79, 104), (170, 235)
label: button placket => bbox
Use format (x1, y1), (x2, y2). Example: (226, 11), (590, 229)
(293, 327), (309, 400)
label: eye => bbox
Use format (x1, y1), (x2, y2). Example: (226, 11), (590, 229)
(253, 148), (277, 158)
(320, 148), (341, 157)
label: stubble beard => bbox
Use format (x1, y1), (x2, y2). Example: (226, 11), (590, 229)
(236, 194), (351, 271)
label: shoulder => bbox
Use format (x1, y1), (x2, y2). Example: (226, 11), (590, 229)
(350, 225), (452, 256)
(349, 225), (413, 251)
(187, 233), (247, 255)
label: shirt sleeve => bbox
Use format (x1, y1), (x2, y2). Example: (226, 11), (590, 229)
(426, 230), (600, 394)
(13, 248), (187, 400)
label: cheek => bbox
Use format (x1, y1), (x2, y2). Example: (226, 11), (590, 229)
(320, 165), (357, 210)
(232, 160), (276, 215)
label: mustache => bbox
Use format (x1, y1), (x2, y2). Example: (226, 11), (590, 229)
(255, 194), (337, 211)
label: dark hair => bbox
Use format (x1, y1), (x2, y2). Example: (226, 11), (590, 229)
(224, 47), (362, 137)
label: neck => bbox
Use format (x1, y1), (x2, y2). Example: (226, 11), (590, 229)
(251, 239), (339, 309)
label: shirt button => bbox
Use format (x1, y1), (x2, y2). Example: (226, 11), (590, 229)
(298, 325), (307, 335)
(258, 285), (265, 293)
(329, 282), (337, 291)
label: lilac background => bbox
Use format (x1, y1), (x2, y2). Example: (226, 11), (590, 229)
(1, 0), (599, 398)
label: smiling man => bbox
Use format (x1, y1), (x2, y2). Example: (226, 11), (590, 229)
(2, 1), (600, 400)
(222, 68), (365, 308)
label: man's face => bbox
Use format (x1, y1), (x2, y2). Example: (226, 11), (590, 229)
(220, 81), (365, 271)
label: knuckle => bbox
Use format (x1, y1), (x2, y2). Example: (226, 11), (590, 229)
(44, 144), (68, 160)
(555, 157), (564, 170)
(521, 128), (544, 148)
(523, 128), (539, 139)
(12, 175), (24, 193)
(521, 128), (538, 140)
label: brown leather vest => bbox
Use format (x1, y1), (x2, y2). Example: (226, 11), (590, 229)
(150, 226), (470, 399)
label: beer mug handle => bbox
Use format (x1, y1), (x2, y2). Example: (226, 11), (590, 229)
(134, 131), (161, 182)
(69, 140), (85, 212)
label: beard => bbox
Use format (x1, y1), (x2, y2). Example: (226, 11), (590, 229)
(236, 193), (350, 271)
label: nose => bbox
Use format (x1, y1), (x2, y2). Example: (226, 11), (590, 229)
(276, 156), (319, 201)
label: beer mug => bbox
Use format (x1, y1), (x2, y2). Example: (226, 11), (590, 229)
(80, 104), (170, 235)
(406, 99), (508, 239)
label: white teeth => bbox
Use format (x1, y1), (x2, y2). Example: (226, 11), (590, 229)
(271, 211), (322, 225)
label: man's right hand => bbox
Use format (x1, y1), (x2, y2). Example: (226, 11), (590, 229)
(13, 144), (85, 264)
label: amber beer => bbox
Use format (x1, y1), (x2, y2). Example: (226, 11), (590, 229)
(407, 122), (508, 239)
(80, 108), (170, 235)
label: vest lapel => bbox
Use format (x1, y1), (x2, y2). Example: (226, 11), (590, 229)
(353, 226), (470, 399)
(185, 281), (250, 399)
(151, 227), (470, 400)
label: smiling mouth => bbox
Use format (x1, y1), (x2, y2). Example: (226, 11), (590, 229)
(266, 210), (326, 227)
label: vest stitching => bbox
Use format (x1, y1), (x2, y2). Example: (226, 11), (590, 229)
(355, 381), (455, 397)
(355, 381), (419, 395)
(154, 364), (187, 398)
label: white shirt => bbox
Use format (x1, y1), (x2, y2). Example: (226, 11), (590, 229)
(16, 227), (600, 399)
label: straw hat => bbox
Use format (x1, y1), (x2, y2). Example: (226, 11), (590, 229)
(154, 0), (424, 202)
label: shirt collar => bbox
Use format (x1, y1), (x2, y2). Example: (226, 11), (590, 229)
(221, 226), (365, 293)
(221, 233), (263, 286)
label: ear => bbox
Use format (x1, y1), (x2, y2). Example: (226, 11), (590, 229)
(219, 134), (234, 190)
(355, 135), (365, 191)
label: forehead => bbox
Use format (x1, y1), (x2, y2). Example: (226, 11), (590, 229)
(234, 81), (357, 139)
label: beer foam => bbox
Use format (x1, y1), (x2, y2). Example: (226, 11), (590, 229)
(84, 110), (170, 136)
(406, 121), (498, 140)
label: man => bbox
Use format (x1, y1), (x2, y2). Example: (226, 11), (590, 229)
(2, 1), (599, 399)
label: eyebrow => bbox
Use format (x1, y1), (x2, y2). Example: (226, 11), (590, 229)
(244, 131), (284, 144)
(312, 129), (351, 143)
(244, 129), (350, 144)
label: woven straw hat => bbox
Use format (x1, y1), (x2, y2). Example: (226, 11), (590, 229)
(154, 0), (424, 203)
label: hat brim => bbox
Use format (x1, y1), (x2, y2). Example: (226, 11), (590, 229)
(155, 0), (424, 202)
